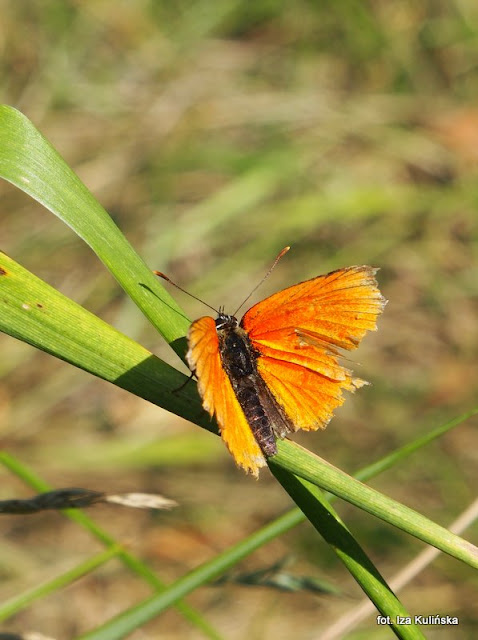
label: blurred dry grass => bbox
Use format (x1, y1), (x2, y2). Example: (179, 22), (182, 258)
(1, 2), (478, 639)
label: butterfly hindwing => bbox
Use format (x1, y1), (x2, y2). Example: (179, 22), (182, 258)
(256, 355), (366, 433)
(187, 316), (266, 476)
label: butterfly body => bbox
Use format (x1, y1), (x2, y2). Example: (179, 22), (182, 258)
(214, 312), (291, 457)
(186, 265), (386, 477)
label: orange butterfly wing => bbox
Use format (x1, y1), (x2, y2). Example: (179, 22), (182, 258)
(241, 266), (385, 432)
(186, 316), (266, 476)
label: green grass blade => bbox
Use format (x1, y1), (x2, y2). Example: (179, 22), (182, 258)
(0, 252), (210, 431)
(270, 466), (425, 640)
(76, 509), (311, 640)
(354, 408), (478, 481)
(0, 452), (223, 640)
(3, 407), (473, 639)
(0, 105), (188, 354)
(71, 411), (474, 640)
(0, 546), (122, 621)
(271, 440), (478, 569)
(1, 105), (475, 636)
(2, 250), (475, 571)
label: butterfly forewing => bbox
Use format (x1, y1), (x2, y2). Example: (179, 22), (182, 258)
(242, 266), (385, 349)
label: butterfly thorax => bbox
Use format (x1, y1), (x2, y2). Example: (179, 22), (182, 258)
(215, 314), (291, 458)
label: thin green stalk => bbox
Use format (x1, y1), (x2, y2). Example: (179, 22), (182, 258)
(0, 105), (188, 354)
(271, 466), (425, 640)
(0, 452), (223, 640)
(272, 440), (478, 569)
(0, 546), (121, 620)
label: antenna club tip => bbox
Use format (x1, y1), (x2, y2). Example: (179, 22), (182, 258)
(153, 271), (169, 281)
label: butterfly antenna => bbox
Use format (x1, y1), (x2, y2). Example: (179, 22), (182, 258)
(154, 271), (219, 313)
(233, 246), (290, 316)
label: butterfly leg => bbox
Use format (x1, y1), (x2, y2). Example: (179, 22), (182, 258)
(172, 371), (196, 394)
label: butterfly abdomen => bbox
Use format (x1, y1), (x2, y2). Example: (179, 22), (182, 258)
(217, 320), (291, 458)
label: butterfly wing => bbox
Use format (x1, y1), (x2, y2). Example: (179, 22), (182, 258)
(187, 316), (266, 476)
(241, 266), (385, 432)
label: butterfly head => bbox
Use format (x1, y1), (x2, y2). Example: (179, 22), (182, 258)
(215, 309), (239, 332)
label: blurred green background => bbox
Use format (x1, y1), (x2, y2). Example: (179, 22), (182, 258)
(1, 2), (478, 638)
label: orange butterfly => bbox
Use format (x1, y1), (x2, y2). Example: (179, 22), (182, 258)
(161, 250), (385, 477)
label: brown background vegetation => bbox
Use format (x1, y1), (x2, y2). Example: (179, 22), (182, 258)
(1, 2), (478, 638)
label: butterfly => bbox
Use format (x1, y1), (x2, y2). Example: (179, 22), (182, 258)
(160, 250), (386, 477)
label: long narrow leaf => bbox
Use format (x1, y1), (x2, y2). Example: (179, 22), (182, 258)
(1, 105), (475, 639)
(0, 452), (223, 640)
(0, 252), (210, 430)
(2, 251), (476, 573)
(0, 105), (188, 353)
(0, 546), (121, 621)
(3, 407), (474, 638)
(271, 466), (425, 640)
(270, 441), (478, 569)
